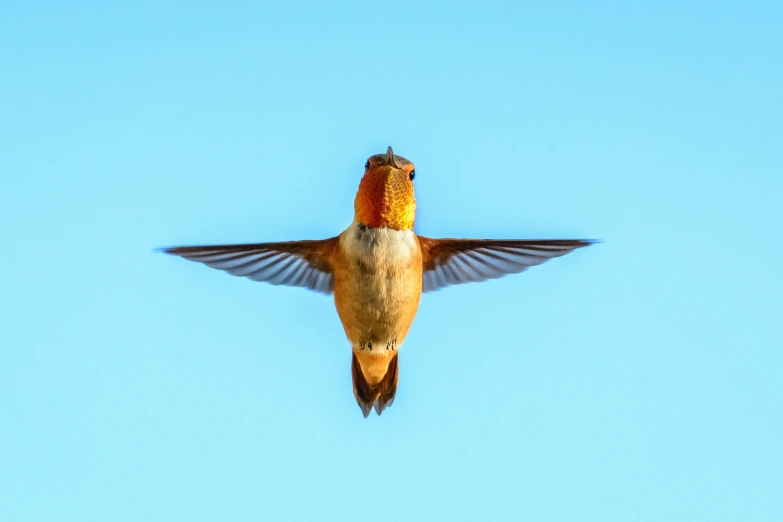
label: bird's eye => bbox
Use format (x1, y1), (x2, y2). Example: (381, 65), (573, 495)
(365, 161), (370, 170)
(409, 170), (416, 181)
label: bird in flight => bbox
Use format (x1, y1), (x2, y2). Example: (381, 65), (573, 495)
(163, 147), (594, 417)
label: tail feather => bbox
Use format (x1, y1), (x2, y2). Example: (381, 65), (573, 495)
(351, 352), (399, 417)
(375, 353), (399, 415)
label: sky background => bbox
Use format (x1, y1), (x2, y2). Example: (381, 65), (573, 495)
(1, 1), (781, 521)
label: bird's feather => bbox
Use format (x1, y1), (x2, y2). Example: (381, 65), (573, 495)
(162, 238), (338, 294)
(418, 237), (595, 292)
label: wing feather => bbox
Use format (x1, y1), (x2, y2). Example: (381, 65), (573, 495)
(419, 237), (594, 292)
(162, 238), (338, 294)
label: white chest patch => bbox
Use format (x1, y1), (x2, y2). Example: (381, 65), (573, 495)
(340, 221), (418, 266)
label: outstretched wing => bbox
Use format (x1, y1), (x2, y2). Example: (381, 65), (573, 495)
(418, 237), (594, 292)
(162, 238), (338, 294)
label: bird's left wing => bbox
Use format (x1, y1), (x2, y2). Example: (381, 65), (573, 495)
(418, 237), (594, 293)
(162, 238), (338, 294)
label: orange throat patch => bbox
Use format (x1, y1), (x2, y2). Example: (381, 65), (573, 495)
(354, 166), (416, 230)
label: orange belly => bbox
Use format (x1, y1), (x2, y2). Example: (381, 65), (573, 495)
(332, 223), (423, 384)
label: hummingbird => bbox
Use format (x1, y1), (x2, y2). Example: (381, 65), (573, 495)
(163, 147), (594, 417)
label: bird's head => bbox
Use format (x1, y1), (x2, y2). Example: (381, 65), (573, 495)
(354, 146), (416, 230)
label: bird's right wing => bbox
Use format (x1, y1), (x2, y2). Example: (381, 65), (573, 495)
(161, 238), (339, 294)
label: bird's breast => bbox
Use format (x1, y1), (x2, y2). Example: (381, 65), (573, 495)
(332, 222), (423, 358)
(339, 221), (419, 266)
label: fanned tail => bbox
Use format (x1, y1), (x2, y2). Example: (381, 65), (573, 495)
(351, 352), (399, 417)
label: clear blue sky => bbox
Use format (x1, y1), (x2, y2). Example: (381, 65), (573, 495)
(1, 2), (781, 520)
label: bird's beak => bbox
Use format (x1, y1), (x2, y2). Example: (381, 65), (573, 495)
(386, 146), (398, 168)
